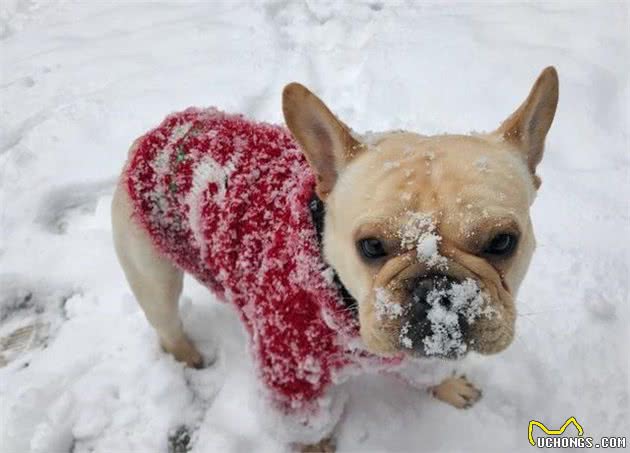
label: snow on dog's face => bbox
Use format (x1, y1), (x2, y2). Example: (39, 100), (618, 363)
(283, 67), (558, 358)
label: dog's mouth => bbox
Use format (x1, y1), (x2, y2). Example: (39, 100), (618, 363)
(359, 252), (515, 359)
(372, 274), (496, 359)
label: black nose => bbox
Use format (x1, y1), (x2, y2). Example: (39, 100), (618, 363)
(402, 276), (470, 355)
(410, 276), (452, 317)
(405, 278), (436, 342)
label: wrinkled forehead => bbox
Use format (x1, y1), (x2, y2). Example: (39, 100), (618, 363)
(332, 132), (535, 233)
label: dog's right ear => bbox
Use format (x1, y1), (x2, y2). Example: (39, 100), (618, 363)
(282, 83), (364, 199)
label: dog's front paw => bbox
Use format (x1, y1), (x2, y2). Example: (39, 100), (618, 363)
(298, 437), (336, 453)
(429, 375), (482, 409)
(160, 335), (204, 369)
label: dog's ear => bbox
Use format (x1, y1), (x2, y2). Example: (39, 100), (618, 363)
(496, 66), (559, 188)
(282, 83), (364, 199)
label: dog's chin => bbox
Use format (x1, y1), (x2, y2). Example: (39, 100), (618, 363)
(359, 324), (468, 359)
(359, 319), (514, 360)
(402, 322), (515, 359)
(402, 346), (470, 361)
(359, 330), (472, 360)
(388, 335), (512, 360)
(467, 327), (515, 356)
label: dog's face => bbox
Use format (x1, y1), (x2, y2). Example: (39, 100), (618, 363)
(283, 68), (558, 359)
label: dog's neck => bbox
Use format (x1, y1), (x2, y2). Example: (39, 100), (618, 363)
(309, 194), (358, 314)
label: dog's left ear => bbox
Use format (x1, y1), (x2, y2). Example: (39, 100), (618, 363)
(282, 83), (364, 199)
(496, 66), (559, 188)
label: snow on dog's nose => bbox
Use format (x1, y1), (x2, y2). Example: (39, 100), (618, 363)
(400, 276), (490, 358)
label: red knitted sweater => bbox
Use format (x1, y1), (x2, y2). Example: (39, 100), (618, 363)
(125, 108), (400, 422)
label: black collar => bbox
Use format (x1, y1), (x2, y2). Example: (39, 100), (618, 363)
(309, 194), (358, 314)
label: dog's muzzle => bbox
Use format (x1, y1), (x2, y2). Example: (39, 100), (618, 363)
(400, 275), (475, 359)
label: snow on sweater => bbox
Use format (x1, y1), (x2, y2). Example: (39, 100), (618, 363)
(124, 108), (403, 424)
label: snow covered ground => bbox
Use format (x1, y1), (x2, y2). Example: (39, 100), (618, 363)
(1, 1), (628, 452)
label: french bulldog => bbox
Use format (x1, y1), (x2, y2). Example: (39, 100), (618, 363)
(111, 67), (558, 451)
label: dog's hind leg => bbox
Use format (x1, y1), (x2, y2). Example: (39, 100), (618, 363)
(111, 181), (203, 368)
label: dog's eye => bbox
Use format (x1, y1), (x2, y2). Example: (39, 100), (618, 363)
(358, 238), (387, 260)
(484, 233), (517, 256)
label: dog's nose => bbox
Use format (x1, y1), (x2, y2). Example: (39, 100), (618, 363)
(410, 276), (453, 316)
(403, 276), (471, 355)
(410, 277), (437, 314)
(404, 278), (436, 343)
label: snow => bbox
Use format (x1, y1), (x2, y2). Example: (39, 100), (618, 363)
(399, 323), (413, 349)
(400, 212), (448, 269)
(373, 287), (403, 320)
(421, 278), (493, 358)
(185, 154), (232, 251)
(1, 1), (628, 452)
